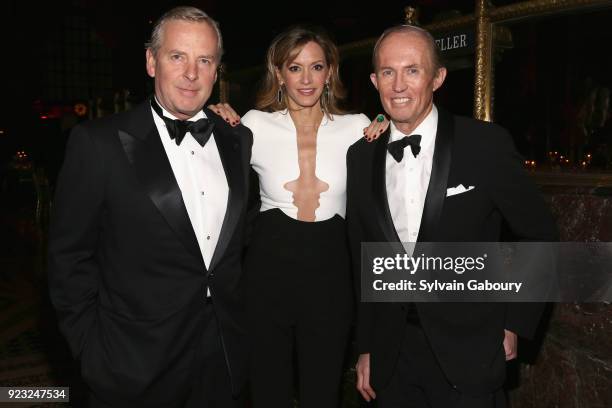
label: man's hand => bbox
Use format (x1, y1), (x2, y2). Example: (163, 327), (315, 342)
(503, 329), (518, 361)
(356, 353), (377, 402)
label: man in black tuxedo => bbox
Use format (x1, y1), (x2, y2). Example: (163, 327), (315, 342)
(346, 25), (558, 408)
(48, 6), (252, 407)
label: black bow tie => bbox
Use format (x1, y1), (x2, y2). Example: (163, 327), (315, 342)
(387, 134), (422, 162)
(150, 97), (215, 147)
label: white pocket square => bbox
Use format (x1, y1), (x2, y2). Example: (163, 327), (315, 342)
(446, 184), (475, 197)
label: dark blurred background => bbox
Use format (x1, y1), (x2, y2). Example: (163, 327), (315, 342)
(0, 1), (610, 406)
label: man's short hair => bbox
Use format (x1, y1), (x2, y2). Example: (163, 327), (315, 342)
(372, 25), (444, 72)
(146, 6), (223, 59)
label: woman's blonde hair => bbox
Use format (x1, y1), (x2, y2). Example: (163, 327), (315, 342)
(255, 26), (347, 116)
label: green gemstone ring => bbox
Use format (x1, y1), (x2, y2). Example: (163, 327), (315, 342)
(376, 114), (385, 122)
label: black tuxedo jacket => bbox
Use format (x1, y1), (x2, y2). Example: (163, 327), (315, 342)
(48, 101), (253, 406)
(346, 107), (558, 395)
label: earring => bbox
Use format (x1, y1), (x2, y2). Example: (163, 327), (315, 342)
(277, 84), (283, 104)
(322, 82), (330, 110)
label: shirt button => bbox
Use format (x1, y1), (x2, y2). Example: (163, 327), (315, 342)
(410, 199), (415, 204)
(207, 235), (211, 240)
(191, 151), (195, 155)
(411, 232), (417, 237)
(201, 191), (205, 196)
(409, 168), (414, 172)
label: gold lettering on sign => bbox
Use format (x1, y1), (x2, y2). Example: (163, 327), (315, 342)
(284, 122), (329, 222)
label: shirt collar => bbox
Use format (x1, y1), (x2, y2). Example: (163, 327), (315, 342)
(389, 104), (438, 153)
(153, 96), (206, 122)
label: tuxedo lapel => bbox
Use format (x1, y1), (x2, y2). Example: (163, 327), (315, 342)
(117, 102), (204, 265)
(205, 109), (245, 272)
(373, 129), (402, 243)
(417, 107), (454, 242)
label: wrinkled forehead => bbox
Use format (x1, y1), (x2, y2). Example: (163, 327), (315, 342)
(376, 31), (434, 67)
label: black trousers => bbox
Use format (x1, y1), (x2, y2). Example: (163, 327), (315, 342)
(245, 209), (353, 408)
(376, 322), (506, 408)
(89, 300), (242, 408)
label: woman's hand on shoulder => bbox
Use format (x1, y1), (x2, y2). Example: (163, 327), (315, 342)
(207, 103), (241, 127)
(363, 114), (389, 142)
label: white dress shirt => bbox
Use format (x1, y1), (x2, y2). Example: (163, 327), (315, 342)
(151, 101), (228, 271)
(386, 105), (438, 243)
(242, 109), (370, 221)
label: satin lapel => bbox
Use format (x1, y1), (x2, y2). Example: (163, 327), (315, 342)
(373, 129), (401, 243)
(417, 108), (454, 243)
(206, 110), (245, 272)
(118, 103), (204, 265)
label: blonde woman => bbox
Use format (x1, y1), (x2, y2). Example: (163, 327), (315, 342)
(209, 26), (386, 408)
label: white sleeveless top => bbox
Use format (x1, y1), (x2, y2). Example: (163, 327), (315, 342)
(242, 109), (370, 221)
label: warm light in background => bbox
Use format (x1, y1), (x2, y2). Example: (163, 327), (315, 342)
(74, 103), (88, 117)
